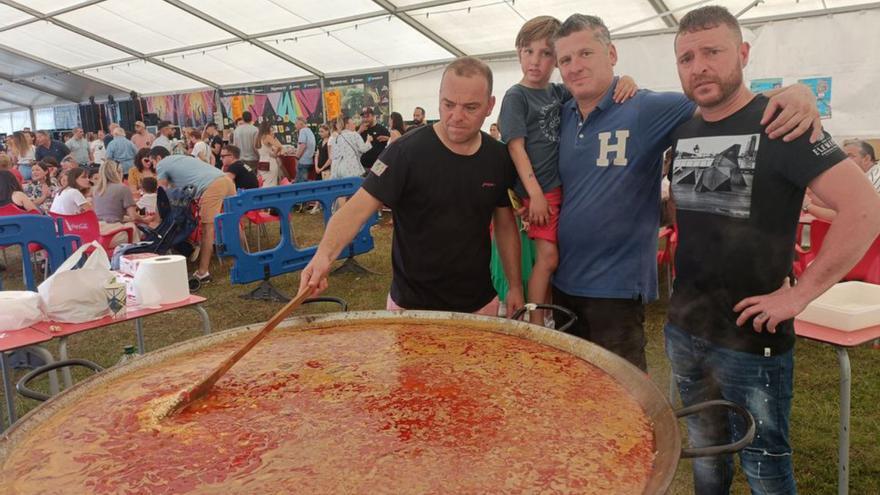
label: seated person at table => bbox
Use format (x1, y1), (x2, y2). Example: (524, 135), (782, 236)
(221, 145), (259, 190)
(0, 154), (23, 185)
(0, 169), (38, 212)
(22, 161), (60, 214)
(92, 160), (148, 246)
(50, 168), (92, 215)
(128, 147), (158, 197)
(803, 140), (880, 221)
(665, 7), (880, 493)
(136, 177), (161, 228)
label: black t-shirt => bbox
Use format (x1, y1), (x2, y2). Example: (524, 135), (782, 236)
(362, 126), (516, 312)
(668, 95), (845, 355)
(359, 123), (390, 169)
(227, 160), (259, 190)
(210, 136), (223, 169)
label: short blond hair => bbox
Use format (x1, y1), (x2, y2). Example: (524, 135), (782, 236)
(516, 16), (561, 50)
(441, 56), (494, 96)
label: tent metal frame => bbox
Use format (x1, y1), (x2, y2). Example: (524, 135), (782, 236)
(0, 0), (876, 106)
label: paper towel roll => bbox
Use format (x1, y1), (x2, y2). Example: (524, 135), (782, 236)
(132, 255), (189, 307)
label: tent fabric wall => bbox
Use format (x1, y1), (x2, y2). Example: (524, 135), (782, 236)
(390, 9), (880, 138)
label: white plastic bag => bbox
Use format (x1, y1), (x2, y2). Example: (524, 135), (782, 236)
(38, 241), (113, 323)
(0, 291), (45, 330)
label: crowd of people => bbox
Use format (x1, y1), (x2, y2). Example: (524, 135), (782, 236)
(3, 5), (880, 493)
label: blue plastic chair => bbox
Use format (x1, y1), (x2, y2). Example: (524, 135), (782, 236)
(0, 214), (81, 291)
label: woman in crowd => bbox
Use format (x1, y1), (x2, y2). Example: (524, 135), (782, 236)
(50, 168), (92, 215)
(22, 161), (60, 214)
(315, 123), (334, 179)
(330, 116), (372, 208)
(255, 120), (283, 187)
(8, 131), (35, 181)
(190, 128), (211, 165)
(88, 131), (106, 164)
(0, 169), (37, 212)
(0, 154), (23, 185)
(127, 148), (156, 196)
(388, 112), (405, 145)
(91, 160), (145, 245)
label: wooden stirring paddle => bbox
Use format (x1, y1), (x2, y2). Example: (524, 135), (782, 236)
(157, 287), (314, 419)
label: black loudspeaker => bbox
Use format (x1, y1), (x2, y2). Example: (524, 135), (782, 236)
(143, 113), (159, 126)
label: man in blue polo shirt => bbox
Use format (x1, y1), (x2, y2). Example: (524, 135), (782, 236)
(551, 14), (821, 370)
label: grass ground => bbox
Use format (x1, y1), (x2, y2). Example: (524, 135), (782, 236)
(2, 211), (878, 494)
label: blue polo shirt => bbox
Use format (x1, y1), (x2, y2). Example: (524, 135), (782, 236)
(555, 79), (695, 302)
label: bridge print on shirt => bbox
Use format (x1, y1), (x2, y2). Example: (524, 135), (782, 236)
(671, 133), (759, 219)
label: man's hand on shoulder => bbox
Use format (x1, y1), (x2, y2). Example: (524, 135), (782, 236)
(761, 83), (823, 143)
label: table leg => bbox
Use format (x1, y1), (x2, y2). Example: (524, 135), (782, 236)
(56, 337), (74, 389)
(25, 347), (58, 396)
(836, 346), (851, 495)
(192, 305), (211, 335)
(135, 318), (145, 355)
(1, 352), (16, 428)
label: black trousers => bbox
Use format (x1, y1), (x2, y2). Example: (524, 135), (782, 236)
(552, 286), (648, 371)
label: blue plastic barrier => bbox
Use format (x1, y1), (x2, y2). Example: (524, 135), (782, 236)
(214, 178), (377, 286)
(0, 215), (82, 291)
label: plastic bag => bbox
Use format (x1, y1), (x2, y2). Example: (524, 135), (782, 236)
(0, 291), (45, 330)
(38, 241), (113, 323)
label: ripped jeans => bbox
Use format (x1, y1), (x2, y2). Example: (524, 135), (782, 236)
(664, 323), (796, 495)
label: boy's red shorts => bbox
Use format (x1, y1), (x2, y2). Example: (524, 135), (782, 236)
(522, 187), (562, 243)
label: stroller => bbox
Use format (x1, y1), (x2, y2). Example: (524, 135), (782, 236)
(112, 185), (199, 259)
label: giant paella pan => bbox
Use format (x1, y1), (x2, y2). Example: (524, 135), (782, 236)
(0, 311), (753, 494)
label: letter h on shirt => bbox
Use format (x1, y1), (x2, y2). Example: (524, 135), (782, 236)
(597, 130), (630, 166)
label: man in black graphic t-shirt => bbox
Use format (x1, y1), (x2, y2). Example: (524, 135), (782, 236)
(667, 7), (880, 494)
(300, 57), (524, 315)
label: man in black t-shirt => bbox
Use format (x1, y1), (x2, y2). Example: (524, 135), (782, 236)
(666, 7), (880, 494)
(205, 123), (224, 169)
(300, 57), (524, 315)
(220, 145), (259, 190)
(357, 106), (390, 171)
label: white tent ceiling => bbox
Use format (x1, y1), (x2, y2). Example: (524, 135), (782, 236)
(0, 0), (876, 109)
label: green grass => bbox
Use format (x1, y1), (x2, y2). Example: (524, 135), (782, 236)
(2, 212), (878, 494)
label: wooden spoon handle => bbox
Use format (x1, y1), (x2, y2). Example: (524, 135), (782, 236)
(174, 287), (314, 414)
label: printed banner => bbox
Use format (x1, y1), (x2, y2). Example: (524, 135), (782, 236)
(797, 77), (832, 119)
(324, 72), (390, 123)
(143, 90), (216, 128)
(219, 80), (324, 145)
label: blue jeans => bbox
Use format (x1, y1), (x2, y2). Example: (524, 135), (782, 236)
(665, 323), (796, 495)
(295, 164), (312, 183)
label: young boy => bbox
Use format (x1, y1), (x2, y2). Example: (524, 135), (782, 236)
(137, 176), (158, 215)
(498, 16), (635, 325)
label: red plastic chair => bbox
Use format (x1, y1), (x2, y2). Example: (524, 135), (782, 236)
(50, 210), (134, 253)
(794, 220), (830, 277)
(794, 219), (880, 283)
(657, 225), (678, 297)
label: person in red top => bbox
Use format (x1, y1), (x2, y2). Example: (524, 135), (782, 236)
(0, 154), (23, 185)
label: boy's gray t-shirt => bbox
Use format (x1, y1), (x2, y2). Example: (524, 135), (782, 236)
(498, 83), (569, 197)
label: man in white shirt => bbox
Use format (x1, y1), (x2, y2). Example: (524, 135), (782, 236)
(805, 140), (880, 219)
(844, 140), (880, 192)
